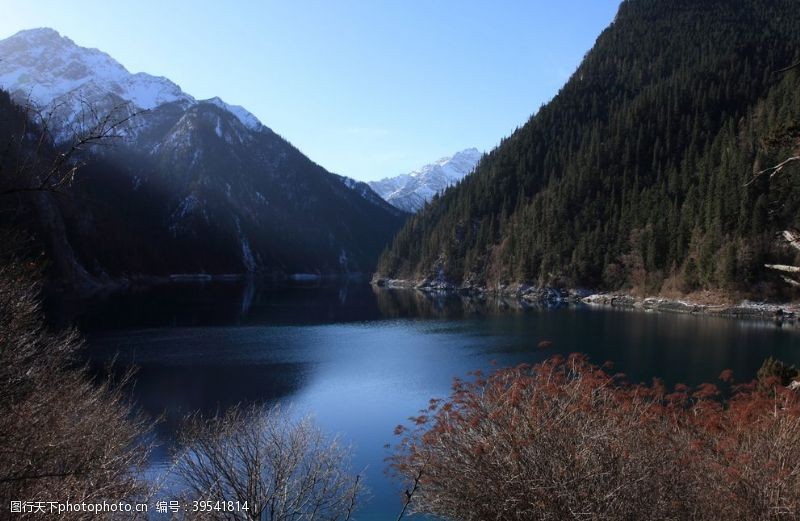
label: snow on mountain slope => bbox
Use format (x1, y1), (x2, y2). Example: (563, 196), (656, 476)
(369, 148), (482, 212)
(0, 28), (262, 131)
(205, 96), (262, 131)
(332, 174), (408, 217)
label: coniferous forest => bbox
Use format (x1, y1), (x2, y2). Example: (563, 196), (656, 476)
(377, 0), (800, 298)
(4, 2), (800, 519)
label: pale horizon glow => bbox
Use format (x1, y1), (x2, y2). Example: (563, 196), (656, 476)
(0, 1), (620, 181)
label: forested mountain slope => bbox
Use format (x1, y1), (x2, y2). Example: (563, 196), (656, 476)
(376, 0), (800, 297)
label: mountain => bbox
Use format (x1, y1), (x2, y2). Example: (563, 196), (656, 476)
(0, 28), (406, 288)
(0, 28), (258, 131)
(369, 148), (482, 212)
(376, 0), (800, 298)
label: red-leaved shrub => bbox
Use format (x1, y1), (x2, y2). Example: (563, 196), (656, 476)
(390, 354), (800, 520)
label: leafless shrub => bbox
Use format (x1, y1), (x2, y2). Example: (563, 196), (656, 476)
(173, 405), (365, 521)
(391, 355), (800, 520)
(0, 250), (151, 519)
(0, 89), (152, 519)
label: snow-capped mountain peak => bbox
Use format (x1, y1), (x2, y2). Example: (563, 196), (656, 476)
(0, 28), (191, 110)
(204, 97), (262, 131)
(0, 28), (262, 131)
(369, 147), (482, 212)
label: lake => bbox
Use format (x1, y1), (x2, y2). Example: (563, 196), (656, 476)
(54, 281), (800, 519)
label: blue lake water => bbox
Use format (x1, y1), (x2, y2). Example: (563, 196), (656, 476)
(56, 281), (800, 519)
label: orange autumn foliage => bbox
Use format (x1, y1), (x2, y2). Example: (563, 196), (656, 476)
(390, 354), (800, 520)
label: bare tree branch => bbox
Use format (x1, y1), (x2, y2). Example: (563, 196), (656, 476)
(0, 95), (146, 197)
(744, 156), (800, 186)
(395, 468), (422, 521)
(780, 230), (800, 252)
(776, 60), (800, 73)
(764, 264), (800, 273)
(779, 275), (800, 287)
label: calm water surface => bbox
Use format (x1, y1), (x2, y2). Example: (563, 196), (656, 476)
(54, 281), (800, 519)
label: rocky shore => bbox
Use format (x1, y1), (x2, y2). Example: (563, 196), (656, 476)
(581, 294), (798, 322)
(372, 277), (799, 323)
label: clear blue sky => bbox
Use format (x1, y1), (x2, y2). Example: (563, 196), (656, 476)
(1, 1), (620, 181)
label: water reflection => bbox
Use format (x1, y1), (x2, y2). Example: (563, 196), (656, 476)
(57, 281), (800, 519)
(48, 280), (587, 331)
(371, 285), (566, 319)
(240, 276), (255, 315)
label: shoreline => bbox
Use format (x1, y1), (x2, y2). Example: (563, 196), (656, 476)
(372, 277), (799, 323)
(47, 271), (371, 298)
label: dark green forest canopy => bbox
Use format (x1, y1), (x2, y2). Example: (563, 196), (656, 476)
(377, 0), (800, 297)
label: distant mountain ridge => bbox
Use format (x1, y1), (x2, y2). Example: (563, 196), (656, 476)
(0, 28), (405, 289)
(369, 148), (481, 212)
